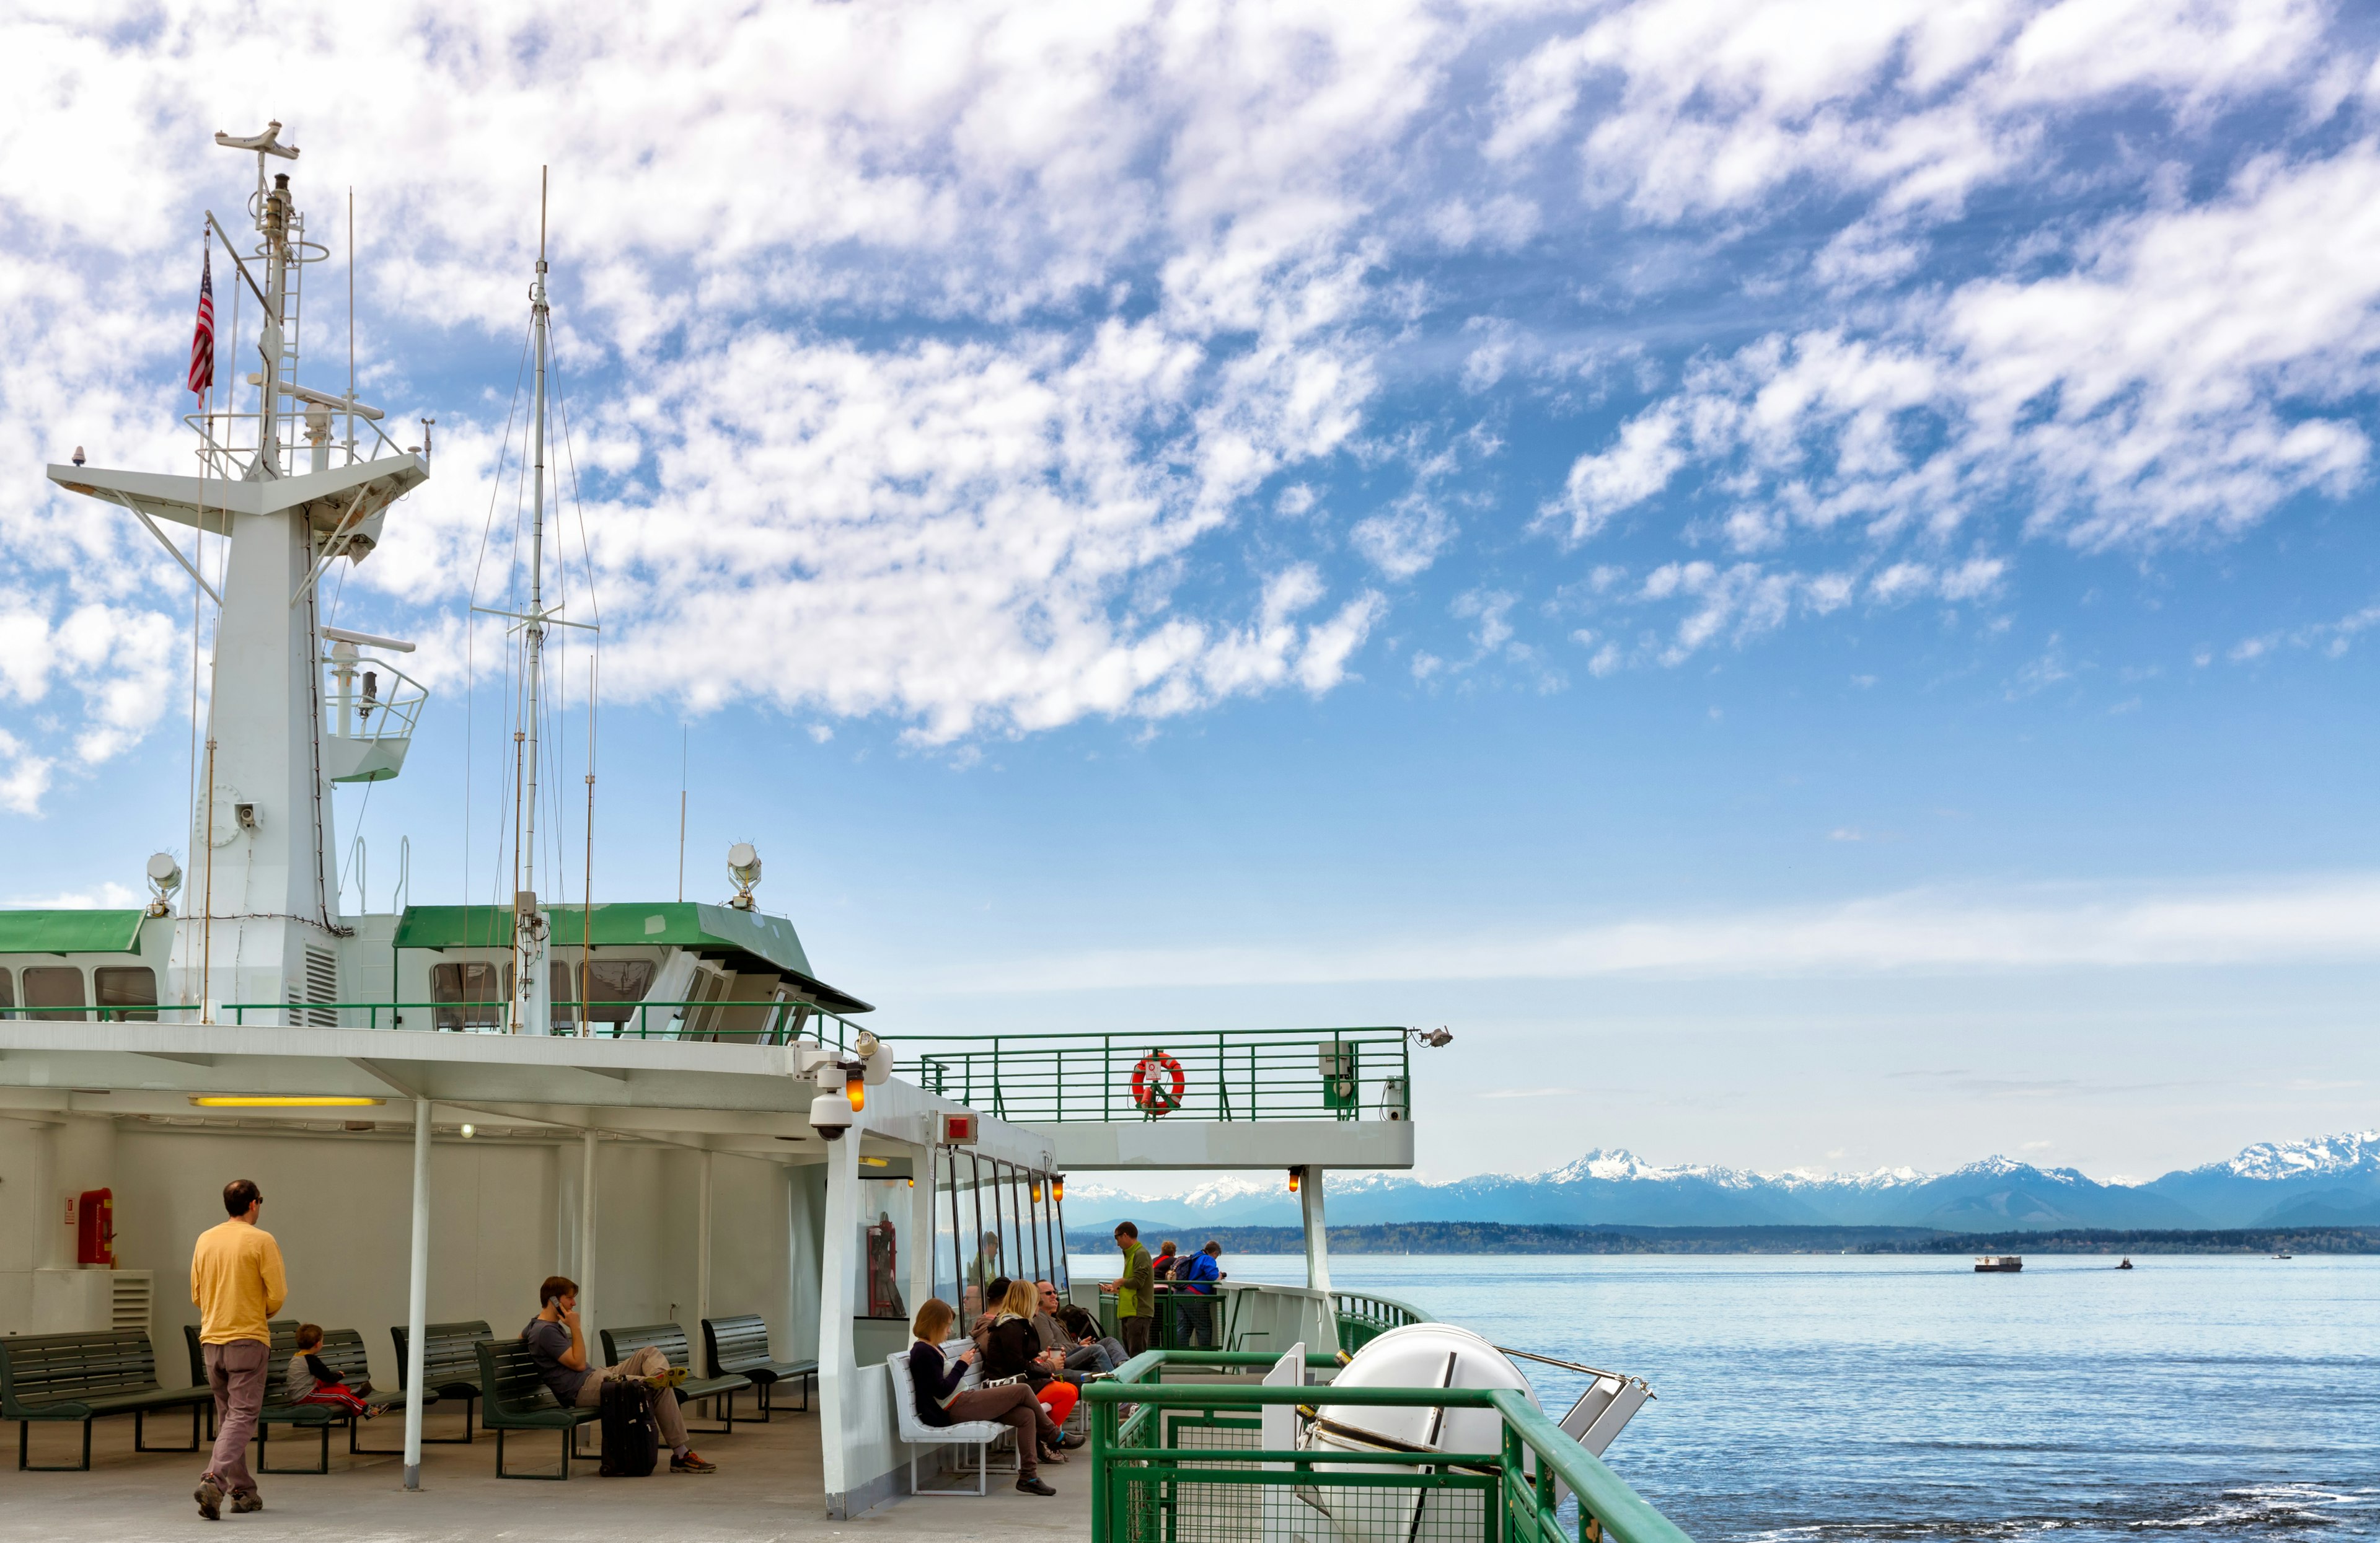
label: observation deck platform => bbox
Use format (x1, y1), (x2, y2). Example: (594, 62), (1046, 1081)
(0, 1404), (1091, 1543)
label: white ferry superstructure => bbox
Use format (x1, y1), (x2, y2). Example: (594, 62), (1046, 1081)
(0, 125), (1685, 1543)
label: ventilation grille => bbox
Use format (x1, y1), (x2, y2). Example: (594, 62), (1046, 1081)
(289, 947), (340, 1027)
(110, 1271), (153, 1336)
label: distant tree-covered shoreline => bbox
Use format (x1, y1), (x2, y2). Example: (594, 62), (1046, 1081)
(1064, 1221), (2380, 1255)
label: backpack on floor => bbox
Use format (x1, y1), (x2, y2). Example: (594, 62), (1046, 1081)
(597, 1378), (659, 1477)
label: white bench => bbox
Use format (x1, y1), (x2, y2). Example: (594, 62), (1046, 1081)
(887, 1343), (1020, 1497)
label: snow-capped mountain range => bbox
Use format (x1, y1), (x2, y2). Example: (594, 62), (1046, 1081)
(1060, 1131), (2380, 1233)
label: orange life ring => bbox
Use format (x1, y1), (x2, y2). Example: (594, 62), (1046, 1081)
(1131, 1051), (1186, 1114)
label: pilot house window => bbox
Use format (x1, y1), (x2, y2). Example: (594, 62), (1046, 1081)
(430, 962), (508, 1031)
(24, 966), (86, 1021)
(94, 967), (159, 1022)
(549, 960), (657, 1032)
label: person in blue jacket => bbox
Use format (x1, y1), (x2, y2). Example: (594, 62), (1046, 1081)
(1175, 1241), (1223, 1347)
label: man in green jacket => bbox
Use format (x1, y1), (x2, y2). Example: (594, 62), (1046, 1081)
(1108, 1222), (1156, 1358)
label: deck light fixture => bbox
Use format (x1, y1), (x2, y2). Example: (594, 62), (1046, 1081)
(189, 1096), (386, 1108)
(1288, 1168), (1302, 1195)
(1410, 1026), (1453, 1048)
(845, 1071), (865, 1113)
(1052, 1176), (1064, 1202)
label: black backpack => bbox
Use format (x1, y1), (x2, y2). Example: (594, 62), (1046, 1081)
(597, 1378), (659, 1477)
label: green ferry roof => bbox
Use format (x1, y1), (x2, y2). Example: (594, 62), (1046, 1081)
(391, 901), (872, 1014)
(0, 910), (148, 955)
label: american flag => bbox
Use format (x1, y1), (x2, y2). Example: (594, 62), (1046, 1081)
(187, 248), (214, 397)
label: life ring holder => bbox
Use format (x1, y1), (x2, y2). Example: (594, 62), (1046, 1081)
(1130, 1050), (1187, 1115)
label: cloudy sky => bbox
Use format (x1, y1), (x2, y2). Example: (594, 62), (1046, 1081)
(3, 0), (2376, 1185)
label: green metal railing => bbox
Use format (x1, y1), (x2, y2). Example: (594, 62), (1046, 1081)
(1334, 1290), (1430, 1353)
(79, 1004), (1420, 1127)
(912, 1026), (1413, 1123)
(0, 1003), (167, 1023)
(1085, 1350), (1693, 1543)
(1096, 1285), (1248, 1352)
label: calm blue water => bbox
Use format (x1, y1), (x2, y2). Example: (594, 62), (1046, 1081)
(1072, 1252), (2380, 1541)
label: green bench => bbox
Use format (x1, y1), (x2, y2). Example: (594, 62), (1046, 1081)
(253, 1325), (436, 1472)
(600, 1323), (749, 1436)
(702, 1314), (815, 1419)
(0, 1330), (209, 1471)
(183, 1319), (298, 1440)
(476, 1338), (599, 1480)
(391, 1319), (490, 1443)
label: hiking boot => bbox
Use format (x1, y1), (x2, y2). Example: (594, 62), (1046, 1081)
(231, 1493), (263, 1514)
(195, 1478), (223, 1521)
(1017, 1475), (1057, 1496)
(669, 1450), (716, 1474)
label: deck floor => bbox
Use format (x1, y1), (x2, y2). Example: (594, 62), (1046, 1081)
(0, 1402), (1096, 1543)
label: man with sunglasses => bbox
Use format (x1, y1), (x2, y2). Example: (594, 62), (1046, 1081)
(190, 1179), (286, 1520)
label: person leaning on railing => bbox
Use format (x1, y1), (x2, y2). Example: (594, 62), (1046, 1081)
(1175, 1241), (1222, 1347)
(907, 1298), (1081, 1497)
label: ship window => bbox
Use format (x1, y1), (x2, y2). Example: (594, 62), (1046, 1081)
(94, 967), (158, 1022)
(430, 962), (508, 1031)
(24, 966), (87, 1021)
(0, 967), (14, 1018)
(549, 960), (656, 1033)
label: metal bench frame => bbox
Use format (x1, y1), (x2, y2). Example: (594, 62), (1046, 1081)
(477, 1339), (601, 1481)
(3, 1330), (210, 1472)
(702, 1314), (816, 1421)
(391, 1319), (491, 1444)
(599, 1324), (747, 1437)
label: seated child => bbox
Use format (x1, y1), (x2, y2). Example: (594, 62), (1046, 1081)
(284, 1324), (376, 1418)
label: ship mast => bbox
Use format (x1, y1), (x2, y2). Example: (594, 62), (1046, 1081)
(514, 169), (553, 1035)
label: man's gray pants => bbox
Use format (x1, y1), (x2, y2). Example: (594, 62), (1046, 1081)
(201, 1339), (270, 1497)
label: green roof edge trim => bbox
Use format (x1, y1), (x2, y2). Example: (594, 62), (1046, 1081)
(0, 910), (148, 956)
(390, 901), (871, 1014)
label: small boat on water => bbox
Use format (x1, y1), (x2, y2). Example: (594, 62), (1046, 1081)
(1974, 1255), (2024, 1273)
(2118, 1258), (2133, 1270)
(2273, 1252), (2293, 1260)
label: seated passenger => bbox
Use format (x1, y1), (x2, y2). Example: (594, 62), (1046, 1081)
(982, 1279), (1078, 1433)
(1056, 1300), (1129, 1371)
(907, 1297), (1079, 1495)
(521, 1275), (716, 1475)
(1034, 1280), (1112, 1376)
(284, 1324), (375, 1419)
(969, 1275), (1013, 1352)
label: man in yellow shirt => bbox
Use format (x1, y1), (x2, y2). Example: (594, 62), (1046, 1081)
(190, 1179), (286, 1519)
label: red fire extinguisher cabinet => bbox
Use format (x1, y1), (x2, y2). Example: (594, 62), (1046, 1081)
(76, 1188), (115, 1267)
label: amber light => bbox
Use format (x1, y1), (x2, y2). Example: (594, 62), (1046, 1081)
(845, 1075), (865, 1113)
(1287, 1168), (1302, 1195)
(1053, 1176), (1065, 1202)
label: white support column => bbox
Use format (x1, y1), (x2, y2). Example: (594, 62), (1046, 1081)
(579, 1132), (598, 1320)
(1300, 1166), (1336, 1354)
(696, 1149), (714, 1332)
(907, 1149), (938, 1319)
(402, 1097), (431, 1489)
(818, 1133), (860, 1513)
